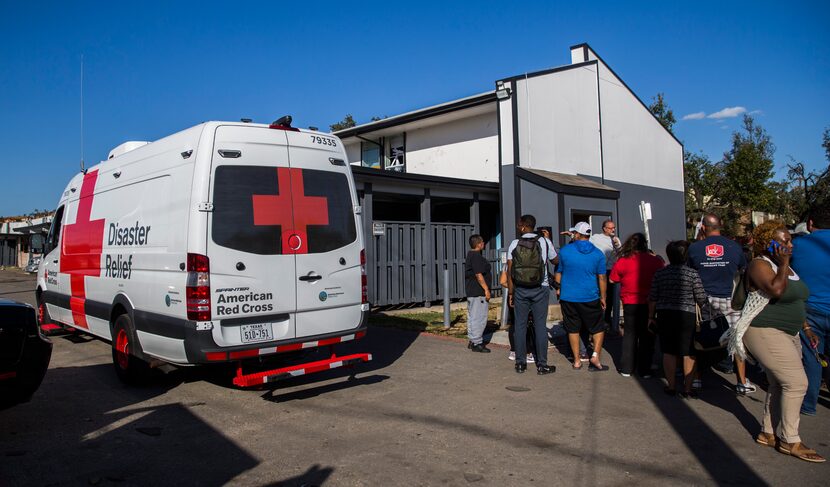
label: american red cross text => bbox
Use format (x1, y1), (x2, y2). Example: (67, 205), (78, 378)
(252, 167), (329, 254)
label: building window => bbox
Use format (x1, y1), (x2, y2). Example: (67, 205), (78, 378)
(361, 142), (381, 169)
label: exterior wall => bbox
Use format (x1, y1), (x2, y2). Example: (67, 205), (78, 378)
(498, 84), (517, 243)
(595, 58), (684, 192)
(405, 112), (498, 182)
(518, 179), (558, 234)
(514, 65), (602, 178)
(608, 179), (686, 259)
(344, 141), (361, 166)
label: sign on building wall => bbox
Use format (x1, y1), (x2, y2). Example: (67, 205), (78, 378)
(372, 222), (386, 236)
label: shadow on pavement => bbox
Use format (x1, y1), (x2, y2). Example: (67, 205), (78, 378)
(265, 464), (335, 487)
(633, 371), (767, 485)
(0, 365), (259, 486)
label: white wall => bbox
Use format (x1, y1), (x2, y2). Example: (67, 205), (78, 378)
(405, 112), (498, 182)
(344, 141), (361, 166)
(595, 61), (684, 192)
(515, 65), (602, 178)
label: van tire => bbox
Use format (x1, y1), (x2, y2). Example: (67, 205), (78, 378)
(112, 314), (151, 384)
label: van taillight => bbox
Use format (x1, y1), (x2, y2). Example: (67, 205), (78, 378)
(360, 250), (368, 304)
(186, 253), (211, 321)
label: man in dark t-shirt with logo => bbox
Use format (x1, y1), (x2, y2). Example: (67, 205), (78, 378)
(688, 214), (751, 394)
(465, 234), (492, 353)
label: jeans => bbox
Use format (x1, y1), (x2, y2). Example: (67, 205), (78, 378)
(513, 286), (550, 367)
(800, 306), (830, 415)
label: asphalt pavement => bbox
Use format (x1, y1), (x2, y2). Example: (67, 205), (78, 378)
(1, 269), (828, 486)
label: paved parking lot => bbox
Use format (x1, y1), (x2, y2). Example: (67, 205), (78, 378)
(1, 269), (828, 486)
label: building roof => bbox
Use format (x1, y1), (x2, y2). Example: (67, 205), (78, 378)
(517, 167), (619, 199)
(351, 166), (498, 192)
(334, 91), (497, 139)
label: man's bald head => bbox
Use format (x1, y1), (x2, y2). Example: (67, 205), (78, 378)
(702, 213), (722, 236)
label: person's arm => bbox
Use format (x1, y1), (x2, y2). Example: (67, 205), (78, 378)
(598, 274), (607, 309)
(747, 248), (791, 298)
(609, 260), (621, 284)
(506, 259), (514, 307)
(803, 321), (820, 348)
(647, 299), (658, 333)
(692, 271), (708, 307)
(475, 273), (490, 301)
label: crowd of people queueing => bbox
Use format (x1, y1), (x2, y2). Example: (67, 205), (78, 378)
(463, 205), (830, 464)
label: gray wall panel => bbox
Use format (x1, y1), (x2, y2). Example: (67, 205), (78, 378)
(606, 179), (686, 259)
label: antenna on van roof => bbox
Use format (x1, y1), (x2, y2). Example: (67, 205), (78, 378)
(79, 54), (87, 174)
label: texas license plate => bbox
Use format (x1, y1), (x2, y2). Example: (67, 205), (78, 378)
(240, 323), (273, 344)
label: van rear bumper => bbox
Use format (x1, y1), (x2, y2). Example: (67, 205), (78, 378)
(184, 310), (368, 364)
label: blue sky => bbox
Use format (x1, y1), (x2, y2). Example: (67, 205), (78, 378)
(1, 1), (828, 216)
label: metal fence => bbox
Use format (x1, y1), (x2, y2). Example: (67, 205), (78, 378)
(0, 239), (18, 267)
(368, 221), (503, 306)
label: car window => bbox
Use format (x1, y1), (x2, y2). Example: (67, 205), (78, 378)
(212, 166), (356, 255)
(45, 206), (64, 254)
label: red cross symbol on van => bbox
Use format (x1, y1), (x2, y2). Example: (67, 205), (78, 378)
(252, 168), (329, 254)
(705, 244), (724, 258)
(60, 170), (106, 328)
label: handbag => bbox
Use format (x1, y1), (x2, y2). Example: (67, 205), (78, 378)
(694, 304), (730, 351)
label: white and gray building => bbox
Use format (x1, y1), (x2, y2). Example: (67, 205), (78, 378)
(337, 43), (685, 306)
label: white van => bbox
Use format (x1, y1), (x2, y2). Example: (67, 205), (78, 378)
(36, 119), (370, 386)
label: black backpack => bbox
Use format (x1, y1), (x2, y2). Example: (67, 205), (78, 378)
(511, 237), (545, 288)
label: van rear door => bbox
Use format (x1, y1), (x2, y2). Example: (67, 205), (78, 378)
(285, 131), (363, 338)
(207, 125), (297, 346)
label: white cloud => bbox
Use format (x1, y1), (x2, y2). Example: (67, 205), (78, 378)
(748, 109), (763, 115)
(682, 111), (706, 120)
(707, 106), (746, 119)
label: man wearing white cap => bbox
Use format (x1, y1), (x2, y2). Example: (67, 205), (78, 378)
(555, 222), (609, 371)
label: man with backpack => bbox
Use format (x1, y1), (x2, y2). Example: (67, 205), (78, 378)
(555, 222), (609, 371)
(507, 214), (558, 375)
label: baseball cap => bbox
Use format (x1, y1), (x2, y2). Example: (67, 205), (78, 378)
(569, 222), (592, 236)
(793, 222), (810, 236)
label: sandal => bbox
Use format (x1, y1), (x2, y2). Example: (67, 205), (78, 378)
(777, 442), (826, 463)
(755, 432), (776, 448)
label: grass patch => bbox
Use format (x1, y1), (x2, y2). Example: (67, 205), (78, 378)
(369, 304), (502, 339)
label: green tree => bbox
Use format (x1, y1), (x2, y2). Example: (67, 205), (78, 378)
(719, 114), (777, 234)
(329, 114), (356, 132)
(648, 93), (676, 134)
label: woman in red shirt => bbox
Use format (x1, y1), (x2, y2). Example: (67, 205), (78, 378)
(610, 233), (665, 377)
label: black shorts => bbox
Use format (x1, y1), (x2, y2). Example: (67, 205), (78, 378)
(561, 300), (605, 335)
(657, 309), (696, 356)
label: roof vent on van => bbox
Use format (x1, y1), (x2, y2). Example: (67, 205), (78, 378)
(108, 141), (150, 160)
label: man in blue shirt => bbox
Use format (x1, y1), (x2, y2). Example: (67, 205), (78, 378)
(792, 203), (830, 416)
(555, 222), (608, 371)
(687, 214), (751, 394)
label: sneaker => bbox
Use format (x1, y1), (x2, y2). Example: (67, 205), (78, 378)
(579, 353), (589, 362)
(527, 354), (536, 363)
(736, 380), (756, 394)
(509, 351), (516, 361)
(470, 343), (491, 353)
(641, 374), (652, 379)
(620, 372), (631, 377)
(691, 379), (703, 391)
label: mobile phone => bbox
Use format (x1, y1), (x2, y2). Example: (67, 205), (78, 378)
(767, 240), (781, 254)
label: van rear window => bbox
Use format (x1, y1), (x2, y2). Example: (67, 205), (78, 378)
(212, 166), (356, 255)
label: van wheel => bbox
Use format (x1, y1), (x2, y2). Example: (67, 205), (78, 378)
(112, 314), (151, 384)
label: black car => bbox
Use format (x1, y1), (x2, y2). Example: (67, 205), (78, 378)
(0, 298), (52, 407)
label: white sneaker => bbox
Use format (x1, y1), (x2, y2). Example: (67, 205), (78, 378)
(508, 351), (516, 361)
(527, 354), (536, 363)
(620, 372), (631, 377)
(736, 380), (756, 394)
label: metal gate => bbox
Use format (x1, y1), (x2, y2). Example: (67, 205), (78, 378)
(369, 221), (502, 306)
(1, 239), (18, 267)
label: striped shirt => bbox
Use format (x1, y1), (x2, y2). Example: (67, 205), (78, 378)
(648, 264), (709, 314)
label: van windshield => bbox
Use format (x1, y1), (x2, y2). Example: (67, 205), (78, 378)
(212, 166), (356, 255)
